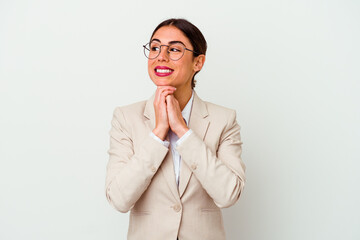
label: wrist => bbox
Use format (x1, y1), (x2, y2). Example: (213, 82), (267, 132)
(153, 126), (168, 140)
(174, 126), (189, 138)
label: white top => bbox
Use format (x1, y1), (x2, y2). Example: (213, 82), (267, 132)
(150, 91), (194, 186)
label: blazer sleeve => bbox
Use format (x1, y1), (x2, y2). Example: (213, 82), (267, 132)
(105, 107), (169, 213)
(177, 110), (246, 208)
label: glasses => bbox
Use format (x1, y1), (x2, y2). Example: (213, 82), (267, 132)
(143, 41), (200, 61)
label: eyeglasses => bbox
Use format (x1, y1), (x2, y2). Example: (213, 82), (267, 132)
(143, 41), (201, 61)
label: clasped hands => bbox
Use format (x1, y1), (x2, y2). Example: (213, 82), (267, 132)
(152, 86), (189, 140)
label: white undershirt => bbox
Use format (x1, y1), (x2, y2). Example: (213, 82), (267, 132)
(150, 91), (194, 186)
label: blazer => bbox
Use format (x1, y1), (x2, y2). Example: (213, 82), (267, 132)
(105, 92), (246, 240)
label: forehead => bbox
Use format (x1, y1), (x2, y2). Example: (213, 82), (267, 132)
(151, 26), (191, 45)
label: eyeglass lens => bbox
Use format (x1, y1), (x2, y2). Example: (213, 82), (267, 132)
(144, 42), (185, 61)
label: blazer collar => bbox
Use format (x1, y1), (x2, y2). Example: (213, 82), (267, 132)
(144, 93), (156, 129)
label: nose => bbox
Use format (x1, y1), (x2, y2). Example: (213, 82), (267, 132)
(157, 45), (170, 61)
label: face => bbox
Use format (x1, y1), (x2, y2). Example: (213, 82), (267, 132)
(147, 26), (200, 90)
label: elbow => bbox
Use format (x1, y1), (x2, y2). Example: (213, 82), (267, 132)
(107, 194), (131, 213)
(115, 204), (131, 213)
(215, 177), (245, 208)
(105, 183), (132, 213)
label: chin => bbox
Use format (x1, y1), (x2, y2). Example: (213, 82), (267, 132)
(152, 79), (174, 87)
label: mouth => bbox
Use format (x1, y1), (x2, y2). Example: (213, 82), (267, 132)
(154, 66), (174, 77)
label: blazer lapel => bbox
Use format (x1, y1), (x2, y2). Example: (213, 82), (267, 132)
(144, 95), (180, 201)
(144, 94), (155, 131)
(179, 92), (210, 198)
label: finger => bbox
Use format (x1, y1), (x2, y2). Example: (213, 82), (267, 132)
(160, 90), (175, 104)
(155, 88), (175, 105)
(161, 89), (175, 97)
(156, 86), (175, 98)
(166, 95), (179, 106)
(165, 95), (173, 105)
(166, 97), (178, 114)
(156, 86), (176, 96)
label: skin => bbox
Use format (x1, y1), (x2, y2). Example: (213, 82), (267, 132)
(148, 26), (205, 140)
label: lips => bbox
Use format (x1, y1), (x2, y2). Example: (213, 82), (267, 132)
(154, 66), (174, 77)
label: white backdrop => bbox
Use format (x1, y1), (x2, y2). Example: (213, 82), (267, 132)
(0, 0), (359, 239)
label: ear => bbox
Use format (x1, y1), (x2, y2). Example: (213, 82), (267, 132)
(193, 55), (206, 72)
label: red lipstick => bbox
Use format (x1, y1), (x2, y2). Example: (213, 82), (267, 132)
(154, 66), (174, 77)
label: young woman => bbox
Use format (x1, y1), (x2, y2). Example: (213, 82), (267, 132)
(105, 18), (246, 240)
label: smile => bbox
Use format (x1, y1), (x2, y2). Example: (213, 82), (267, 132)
(156, 69), (172, 73)
(154, 66), (174, 77)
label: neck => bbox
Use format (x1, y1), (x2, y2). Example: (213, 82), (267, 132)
(173, 86), (192, 111)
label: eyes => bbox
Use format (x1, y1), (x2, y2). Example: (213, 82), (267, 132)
(144, 41), (191, 61)
(150, 46), (159, 51)
(170, 47), (182, 52)
(150, 43), (184, 53)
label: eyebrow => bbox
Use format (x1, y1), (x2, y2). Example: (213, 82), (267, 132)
(151, 38), (186, 46)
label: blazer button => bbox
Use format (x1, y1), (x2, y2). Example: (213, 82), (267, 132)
(173, 204), (181, 212)
(151, 166), (156, 172)
(191, 164), (197, 170)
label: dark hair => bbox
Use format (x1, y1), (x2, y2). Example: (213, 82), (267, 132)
(150, 18), (207, 89)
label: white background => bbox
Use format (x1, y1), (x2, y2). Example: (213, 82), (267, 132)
(0, 0), (359, 239)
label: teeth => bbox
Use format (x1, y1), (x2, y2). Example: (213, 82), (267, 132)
(156, 69), (173, 73)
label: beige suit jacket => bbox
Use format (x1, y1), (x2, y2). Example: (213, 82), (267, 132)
(105, 92), (246, 240)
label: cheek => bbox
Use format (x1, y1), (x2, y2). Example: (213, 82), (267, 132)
(178, 62), (194, 77)
(147, 61), (154, 75)
(180, 57), (195, 71)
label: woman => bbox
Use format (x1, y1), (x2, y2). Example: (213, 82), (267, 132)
(105, 18), (246, 240)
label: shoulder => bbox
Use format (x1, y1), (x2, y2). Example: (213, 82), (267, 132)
(199, 99), (241, 141)
(204, 101), (235, 115)
(194, 92), (235, 116)
(115, 100), (147, 113)
(193, 92), (238, 127)
(202, 100), (237, 124)
(112, 100), (147, 122)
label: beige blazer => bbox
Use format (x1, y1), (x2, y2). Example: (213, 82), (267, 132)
(105, 92), (246, 240)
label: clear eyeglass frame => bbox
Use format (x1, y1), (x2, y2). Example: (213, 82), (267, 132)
(143, 41), (201, 61)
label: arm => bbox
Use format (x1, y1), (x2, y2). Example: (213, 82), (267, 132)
(177, 110), (246, 208)
(105, 107), (169, 213)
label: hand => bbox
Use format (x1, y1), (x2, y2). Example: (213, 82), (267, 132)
(166, 95), (189, 138)
(152, 86), (176, 140)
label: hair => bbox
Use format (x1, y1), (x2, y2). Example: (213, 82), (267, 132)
(150, 18), (207, 89)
